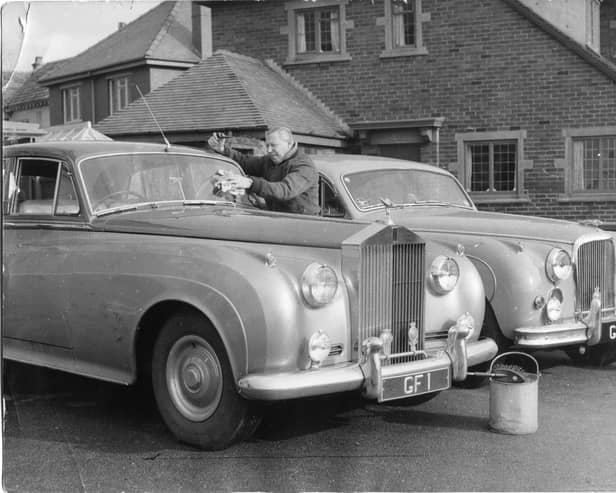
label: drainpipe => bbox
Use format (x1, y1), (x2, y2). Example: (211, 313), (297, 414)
(435, 126), (440, 167)
(91, 79), (96, 123)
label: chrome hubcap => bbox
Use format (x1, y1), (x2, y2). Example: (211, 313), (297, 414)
(166, 335), (223, 422)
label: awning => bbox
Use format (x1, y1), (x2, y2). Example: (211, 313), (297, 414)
(2, 120), (47, 143)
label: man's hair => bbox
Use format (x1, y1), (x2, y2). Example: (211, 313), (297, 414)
(266, 126), (294, 144)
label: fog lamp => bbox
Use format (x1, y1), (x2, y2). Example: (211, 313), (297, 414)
(429, 256), (460, 294)
(301, 263), (338, 307)
(546, 288), (563, 322)
(308, 330), (331, 368)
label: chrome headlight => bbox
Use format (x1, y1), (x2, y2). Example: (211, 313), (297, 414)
(546, 248), (572, 282)
(429, 255), (460, 294)
(301, 263), (338, 307)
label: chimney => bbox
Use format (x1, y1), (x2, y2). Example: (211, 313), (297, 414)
(192, 3), (212, 59)
(118, 22), (127, 31)
(32, 56), (43, 70)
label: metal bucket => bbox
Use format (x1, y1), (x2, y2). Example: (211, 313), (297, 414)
(488, 352), (540, 435)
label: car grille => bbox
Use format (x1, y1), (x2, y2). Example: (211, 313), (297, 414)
(575, 238), (615, 315)
(357, 235), (426, 364)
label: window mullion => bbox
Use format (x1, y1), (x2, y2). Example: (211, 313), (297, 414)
(488, 143), (495, 192)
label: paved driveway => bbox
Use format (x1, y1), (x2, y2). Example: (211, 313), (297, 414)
(2, 351), (615, 492)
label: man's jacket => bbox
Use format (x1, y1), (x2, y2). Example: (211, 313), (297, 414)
(227, 146), (320, 215)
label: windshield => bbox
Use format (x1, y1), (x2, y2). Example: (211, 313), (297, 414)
(342, 168), (473, 211)
(80, 152), (245, 213)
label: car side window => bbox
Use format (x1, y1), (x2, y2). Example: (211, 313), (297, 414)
(319, 177), (346, 218)
(13, 158), (80, 216)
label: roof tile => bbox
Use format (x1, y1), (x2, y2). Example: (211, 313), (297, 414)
(95, 51), (351, 140)
(39, 1), (199, 83)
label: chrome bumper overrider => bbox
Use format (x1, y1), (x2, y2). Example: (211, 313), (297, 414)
(237, 321), (498, 401)
(515, 288), (616, 348)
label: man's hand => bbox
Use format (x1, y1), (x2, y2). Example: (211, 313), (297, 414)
(214, 174), (253, 196)
(208, 132), (228, 154)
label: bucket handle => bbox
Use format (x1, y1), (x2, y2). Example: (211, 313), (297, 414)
(489, 351), (540, 376)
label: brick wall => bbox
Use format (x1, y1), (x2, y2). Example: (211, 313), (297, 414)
(210, 0), (616, 223)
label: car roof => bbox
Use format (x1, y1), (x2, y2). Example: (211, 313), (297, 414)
(311, 154), (452, 178)
(4, 140), (222, 163)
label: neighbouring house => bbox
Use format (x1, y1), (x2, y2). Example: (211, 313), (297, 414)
(193, 0), (616, 224)
(3, 57), (66, 129)
(36, 1), (211, 127)
(95, 50), (352, 150)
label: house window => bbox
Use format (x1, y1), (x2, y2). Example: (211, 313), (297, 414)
(456, 130), (528, 201)
(468, 141), (517, 192)
(573, 136), (616, 191)
(586, 0), (601, 51)
(109, 76), (129, 114)
(285, 0), (351, 64)
(62, 86), (81, 123)
(382, 0), (427, 57)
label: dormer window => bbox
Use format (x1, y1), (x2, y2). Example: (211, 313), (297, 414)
(61, 86), (81, 123)
(109, 76), (129, 115)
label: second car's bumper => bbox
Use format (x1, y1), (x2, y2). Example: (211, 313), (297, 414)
(237, 336), (498, 401)
(514, 316), (616, 348)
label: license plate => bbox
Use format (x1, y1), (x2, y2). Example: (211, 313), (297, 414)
(600, 322), (616, 344)
(380, 367), (450, 402)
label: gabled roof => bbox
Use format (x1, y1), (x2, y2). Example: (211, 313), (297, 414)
(503, 0), (616, 82)
(39, 1), (199, 84)
(3, 60), (67, 110)
(95, 50), (352, 140)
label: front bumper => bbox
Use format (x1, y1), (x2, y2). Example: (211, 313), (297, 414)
(237, 333), (498, 401)
(515, 289), (616, 348)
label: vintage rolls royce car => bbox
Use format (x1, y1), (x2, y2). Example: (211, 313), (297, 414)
(314, 154), (616, 367)
(2, 141), (496, 450)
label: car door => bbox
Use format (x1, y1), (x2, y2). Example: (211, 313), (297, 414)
(3, 156), (85, 350)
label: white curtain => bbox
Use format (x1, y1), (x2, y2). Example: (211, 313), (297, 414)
(572, 140), (585, 191)
(330, 11), (340, 52)
(297, 13), (306, 53)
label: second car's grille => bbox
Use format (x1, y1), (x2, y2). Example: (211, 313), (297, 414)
(575, 238), (615, 315)
(358, 240), (425, 364)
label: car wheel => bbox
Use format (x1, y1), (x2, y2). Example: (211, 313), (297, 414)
(152, 311), (261, 450)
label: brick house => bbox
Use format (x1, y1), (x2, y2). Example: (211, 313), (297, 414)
(198, 0), (616, 224)
(36, 1), (211, 127)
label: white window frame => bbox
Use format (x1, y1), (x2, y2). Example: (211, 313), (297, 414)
(455, 130), (531, 204)
(108, 75), (129, 115)
(61, 86), (81, 123)
(558, 126), (616, 202)
(380, 0), (428, 58)
(284, 0), (351, 65)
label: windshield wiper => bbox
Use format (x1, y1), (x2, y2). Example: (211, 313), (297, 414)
(181, 199), (237, 207)
(95, 199), (237, 217)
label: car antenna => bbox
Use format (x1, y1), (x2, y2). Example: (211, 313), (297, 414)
(135, 84), (171, 150)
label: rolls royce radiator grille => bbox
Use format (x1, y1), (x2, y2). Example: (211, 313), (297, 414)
(575, 238), (615, 314)
(358, 242), (425, 364)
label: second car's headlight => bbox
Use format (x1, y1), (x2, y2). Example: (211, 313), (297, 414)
(429, 256), (460, 294)
(546, 248), (572, 282)
(301, 263), (338, 307)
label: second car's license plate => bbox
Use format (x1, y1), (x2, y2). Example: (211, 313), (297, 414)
(380, 367), (450, 402)
(600, 322), (616, 344)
